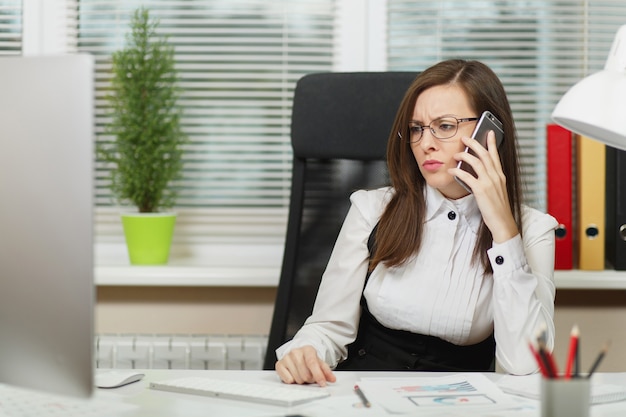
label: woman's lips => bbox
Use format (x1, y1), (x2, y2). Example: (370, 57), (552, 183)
(423, 160), (444, 172)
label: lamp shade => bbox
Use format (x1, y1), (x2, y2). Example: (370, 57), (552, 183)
(552, 24), (626, 150)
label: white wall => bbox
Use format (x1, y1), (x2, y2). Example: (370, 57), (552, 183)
(96, 286), (277, 335)
(97, 288), (626, 373)
(552, 291), (626, 374)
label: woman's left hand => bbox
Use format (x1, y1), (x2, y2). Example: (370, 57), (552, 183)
(449, 131), (519, 243)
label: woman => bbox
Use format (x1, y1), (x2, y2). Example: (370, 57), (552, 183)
(275, 59), (557, 386)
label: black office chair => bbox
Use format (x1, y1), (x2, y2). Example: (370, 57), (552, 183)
(263, 71), (419, 370)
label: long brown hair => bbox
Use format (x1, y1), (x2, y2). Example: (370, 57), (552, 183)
(369, 59), (523, 274)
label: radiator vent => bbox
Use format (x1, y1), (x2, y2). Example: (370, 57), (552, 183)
(95, 334), (268, 370)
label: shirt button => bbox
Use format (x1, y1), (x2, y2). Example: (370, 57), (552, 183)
(447, 211), (456, 220)
(495, 255), (504, 265)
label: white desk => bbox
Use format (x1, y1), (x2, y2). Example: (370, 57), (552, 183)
(85, 370), (626, 417)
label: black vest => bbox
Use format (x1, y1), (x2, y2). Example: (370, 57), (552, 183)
(335, 223), (495, 372)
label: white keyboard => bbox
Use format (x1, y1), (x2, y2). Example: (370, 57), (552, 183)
(149, 376), (330, 407)
(0, 384), (135, 417)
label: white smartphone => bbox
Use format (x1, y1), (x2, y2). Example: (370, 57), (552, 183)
(454, 110), (504, 193)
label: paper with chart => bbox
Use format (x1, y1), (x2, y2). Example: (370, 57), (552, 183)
(357, 373), (515, 414)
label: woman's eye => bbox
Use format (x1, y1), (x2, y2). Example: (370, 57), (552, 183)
(438, 123), (455, 132)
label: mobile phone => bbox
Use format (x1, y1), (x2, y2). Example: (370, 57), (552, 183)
(454, 110), (504, 193)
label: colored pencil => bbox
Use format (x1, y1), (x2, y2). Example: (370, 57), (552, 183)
(587, 341), (611, 378)
(564, 324), (579, 379)
(529, 341), (550, 378)
(354, 384), (371, 408)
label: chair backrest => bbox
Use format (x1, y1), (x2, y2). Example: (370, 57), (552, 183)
(263, 72), (418, 370)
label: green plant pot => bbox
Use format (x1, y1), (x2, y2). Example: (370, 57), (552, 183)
(121, 213), (176, 265)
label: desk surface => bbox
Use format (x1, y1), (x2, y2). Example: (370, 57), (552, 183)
(23, 370), (626, 416)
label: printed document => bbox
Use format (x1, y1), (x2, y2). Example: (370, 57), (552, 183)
(357, 373), (515, 414)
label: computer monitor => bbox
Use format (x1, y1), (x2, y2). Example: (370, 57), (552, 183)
(0, 55), (94, 398)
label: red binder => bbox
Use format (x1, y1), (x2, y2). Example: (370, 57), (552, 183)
(546, 124), (573, 269)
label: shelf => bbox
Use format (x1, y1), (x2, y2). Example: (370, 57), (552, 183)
(554, 270), (626, 290)
(93, 242), (626, 288)
(95, 265), (281, 287)
(94, 240), (283, 287)
(94, 266), (626, 289)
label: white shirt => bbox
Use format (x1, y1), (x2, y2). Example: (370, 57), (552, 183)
(276, 185), (558, 375)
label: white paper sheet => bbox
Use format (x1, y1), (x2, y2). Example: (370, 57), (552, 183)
(357, 373), (516, 414)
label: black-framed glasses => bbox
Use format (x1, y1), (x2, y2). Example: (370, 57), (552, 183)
(400, 116), (479, 144)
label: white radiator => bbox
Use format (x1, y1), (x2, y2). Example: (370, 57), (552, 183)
(95, 334), (268, 370)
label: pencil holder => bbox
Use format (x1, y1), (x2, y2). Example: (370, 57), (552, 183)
(541, 378), (590, 417)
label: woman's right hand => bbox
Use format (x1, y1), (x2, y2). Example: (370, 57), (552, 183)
(275, 345), (336, 387)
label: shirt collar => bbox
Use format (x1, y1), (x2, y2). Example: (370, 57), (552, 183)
(424, 185), (482, 234)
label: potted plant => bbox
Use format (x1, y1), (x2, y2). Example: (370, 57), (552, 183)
(99, 7), (187, 265)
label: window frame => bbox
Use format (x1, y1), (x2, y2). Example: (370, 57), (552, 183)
(19, 0), (622, 285)
(20, 0), (376, 285)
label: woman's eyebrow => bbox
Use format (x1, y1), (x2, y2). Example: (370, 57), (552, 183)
(409, 114), (458, 124)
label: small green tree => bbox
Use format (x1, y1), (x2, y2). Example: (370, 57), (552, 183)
(99, 7), (186, 213)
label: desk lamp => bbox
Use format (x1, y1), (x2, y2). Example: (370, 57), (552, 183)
(552, 24), (626, 149)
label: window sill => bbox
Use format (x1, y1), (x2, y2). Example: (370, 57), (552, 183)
(95, 264), (281, 287)
(94, 240), (283, 287)
(554, 270), (626, 290)
(94, 268), (626, 288)
(94, 242), (626, 288)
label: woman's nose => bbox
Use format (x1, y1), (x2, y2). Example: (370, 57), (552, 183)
(419, 128), (438, 149)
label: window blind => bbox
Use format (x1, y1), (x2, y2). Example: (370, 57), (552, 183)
(0, 0), (21, 55)
(76, 0), (334, 242)
(8, 0), (625, 263)
(386, 0), (626, 211)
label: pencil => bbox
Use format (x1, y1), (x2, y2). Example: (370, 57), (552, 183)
(537, 323), (548, 346)
(535, 329), (558, 379)
(587, 341), (611, 378)
(528, 341), (550, 377)
(354, 384), (371, 408)
(564, 324), (579, 379)
(538, 345), (559, 379)
(574, 335), (581, 378)
(545, 349), (559, 378)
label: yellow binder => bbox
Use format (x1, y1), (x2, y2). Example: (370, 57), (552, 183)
(576, 134), (606, 270)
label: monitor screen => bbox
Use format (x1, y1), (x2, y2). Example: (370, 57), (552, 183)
(0, 55), (94, 398)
